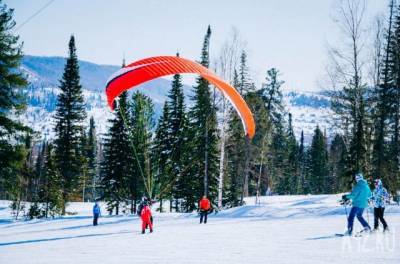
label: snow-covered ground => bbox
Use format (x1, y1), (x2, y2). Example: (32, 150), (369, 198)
(1, 195), (399, 264)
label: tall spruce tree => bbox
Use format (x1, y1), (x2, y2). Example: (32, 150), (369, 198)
(40, 144), (63, 218)
(329, 134), (348, 193)
(86, 116), (97, 201)
(101, 92), (130, 215)
(188, 26), (219, 204)
(226, 70), (244, 206)
(372, 0), (394, 184)
(166, 66), (192, 212)
(129, 92), (155, 200)
(0, 2), (31, 197)
(308, 126), (329, 194)
(54, 35), (86, 212)
(257, 68), (287, 194)
(386, 3), (400, 192)
(153, 102), (173, 211)
(285, 113), (299, 194)
(297, 130), (305, 194)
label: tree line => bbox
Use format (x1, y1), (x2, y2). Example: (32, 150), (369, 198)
(0, 0), (399, 219)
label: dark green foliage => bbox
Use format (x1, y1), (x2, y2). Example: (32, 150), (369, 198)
(153, 102), (173, 211)
(101, 91), (131, 215)
(297, 131), (306, 194)
(308, 126), (329, 194)
(285, 113), (299, 194)
(0, 1), (31, 197)
(386, 4), (400, 192)
(226, 78), (246, 206)
(155, 69), (192, 212)
(328, 134), (348, 193)
(129, 91), (155, 200)
(53, 35), (86, 211)
(86, 116), (98, 201)
(187, 26), (219, 206)
(40, 144), (63, 218)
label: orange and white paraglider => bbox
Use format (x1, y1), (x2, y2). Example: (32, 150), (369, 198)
(105, 56), (255, 138)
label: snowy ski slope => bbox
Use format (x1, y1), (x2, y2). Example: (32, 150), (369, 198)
(0, 195), (399, 264)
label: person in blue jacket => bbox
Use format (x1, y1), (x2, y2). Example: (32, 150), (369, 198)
(343, 173), (372, 235)
(372, 179), (389, 232)
(93, 202), (101, 226)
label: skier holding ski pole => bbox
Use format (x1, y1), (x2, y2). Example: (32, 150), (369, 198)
(342, 173), (372, 236)
(372, 179), (390, 232)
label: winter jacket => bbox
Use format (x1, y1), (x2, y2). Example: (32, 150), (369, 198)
(372, 186), (389, 208)
(141, 205), (152, 221)
(199, 198), (211, 211)
(93, 204), (101, 215)
(346, 179), (372, 208)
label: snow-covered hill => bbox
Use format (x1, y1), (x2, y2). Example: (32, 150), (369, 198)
(19, 56), (335, 142)
(0, 195), (399, 264)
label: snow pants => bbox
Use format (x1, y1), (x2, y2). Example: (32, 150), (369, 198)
(200, 210), (208, 224)
(93, 213), (99, 226)
(347, 206), (370, 233)
(142, 217), (153, 233)
(374, 207), (388, 230)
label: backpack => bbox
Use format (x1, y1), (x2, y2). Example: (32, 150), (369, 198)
(137, 203), (144, 216)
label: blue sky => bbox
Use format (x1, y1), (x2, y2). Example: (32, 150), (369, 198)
(7, 0), (388, 91)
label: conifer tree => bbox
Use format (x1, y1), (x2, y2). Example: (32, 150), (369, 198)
(86, 116), (98, 201)
(187, 26), (219, 204)
(297, 131), (305, 194)
(386, 3), (400, 192)
(129, 92), (155, 200)
(0, 2), (31, 195)
(225, 70), (244, 206)
(101, 92), (130, 215)
(329, 134), (348, 193)
(153, 102), (172, 211)
(257, 68), (287, 194)
(285, 113), (299, 194)
(372, 0), (394, 183)
(308, 126), (329, 194)
(54, 35), (86, 212)
(40, 144), (63, 218)
(167, 67), (192, 212)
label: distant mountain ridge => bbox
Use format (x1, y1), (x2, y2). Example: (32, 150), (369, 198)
(22, 55), (120, 92)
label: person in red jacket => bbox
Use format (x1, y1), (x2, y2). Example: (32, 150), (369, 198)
(199, 196), (211, 224)
(141, 201), (153, 234)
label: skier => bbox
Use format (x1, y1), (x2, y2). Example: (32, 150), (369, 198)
(140, 200), (153, 234)
(372, 179), (390, 232)
(93, 202), (101, 226)
(343, 173), (372, 236)
(198, 195), (211, 224)
(137, 196), (153, 229)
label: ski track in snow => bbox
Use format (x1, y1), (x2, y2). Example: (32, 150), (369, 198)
(0, 195), (399, 264)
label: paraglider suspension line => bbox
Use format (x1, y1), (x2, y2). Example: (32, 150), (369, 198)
(118, 101), (152, 198)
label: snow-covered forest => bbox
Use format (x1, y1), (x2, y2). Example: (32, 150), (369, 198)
(1, 0), (400, 263)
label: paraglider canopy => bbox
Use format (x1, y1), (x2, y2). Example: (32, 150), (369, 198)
(105, 56), (255, 139)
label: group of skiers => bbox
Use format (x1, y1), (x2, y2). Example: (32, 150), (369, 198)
(91, 173), (391, 237)
(91, 195), (213, 234)
(342, 173), (390, 236)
